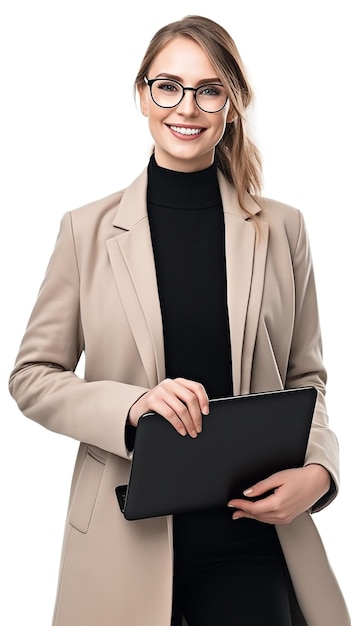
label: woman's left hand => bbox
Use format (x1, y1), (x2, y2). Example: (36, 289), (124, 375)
(227, 464), (330, 524)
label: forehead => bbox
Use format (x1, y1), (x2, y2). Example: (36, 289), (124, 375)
(148, 37), (219, 82)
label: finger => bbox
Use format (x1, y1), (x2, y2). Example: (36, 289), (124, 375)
(240, 473), (284, 500)
(164, 379), (208, 434)
(228, 493), (276, 513)
(231, 509), (278, 524)
(232, 510), (256, 521)
(149, 384), (201, 437)
(130, 378), (209, 436)
(163, 394), (200, 437)
(175, 378), (210, 417)
(128, 386), (190, 434)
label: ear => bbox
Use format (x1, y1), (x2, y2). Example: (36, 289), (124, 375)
(225, 104), (237, 125)
(138, 85), (149, 117)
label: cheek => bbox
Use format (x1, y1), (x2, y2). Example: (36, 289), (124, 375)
(145, 111), (166, 144)
(147, 107), (167, 131)
(213, 115), (230, 143)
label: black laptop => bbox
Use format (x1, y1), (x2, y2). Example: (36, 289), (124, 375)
(116, 386), (316, 520)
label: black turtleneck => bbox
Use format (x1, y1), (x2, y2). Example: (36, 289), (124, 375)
(147, 154), (233, 399)
(147, 156), (281, 620)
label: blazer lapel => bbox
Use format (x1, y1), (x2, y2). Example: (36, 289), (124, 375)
(106, 170), (165, 387)
(106, 168), (269, 395)
(219, 174), (269, 395)
(241, 219), (269, 393)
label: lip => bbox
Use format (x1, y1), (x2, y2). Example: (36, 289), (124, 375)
(166, 123), (206, 140)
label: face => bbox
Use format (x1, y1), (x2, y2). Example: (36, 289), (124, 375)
(139, 37), (233, 172)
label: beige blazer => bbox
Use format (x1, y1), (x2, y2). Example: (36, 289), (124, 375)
(9, 168), (350, 625)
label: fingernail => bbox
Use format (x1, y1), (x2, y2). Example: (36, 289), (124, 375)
(243, 488), (253, 496)
(180, 427), (187, 436)
(202, 406), (209, 415)
(196, 425), (202, 433)
(190, 430), (198, 438)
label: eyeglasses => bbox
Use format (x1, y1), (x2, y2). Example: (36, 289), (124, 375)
(144, 77), (228, 113)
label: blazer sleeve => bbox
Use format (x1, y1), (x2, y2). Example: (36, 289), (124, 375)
(285, 210), (339, 511)
(8, 212), (149, 459)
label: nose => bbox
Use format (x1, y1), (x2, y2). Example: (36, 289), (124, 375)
(176, 89), (199, 116)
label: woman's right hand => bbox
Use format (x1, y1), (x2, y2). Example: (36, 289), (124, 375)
(128, 377), (209, 438)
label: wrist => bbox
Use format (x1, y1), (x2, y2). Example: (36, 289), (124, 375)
(127, 405), (137, 427)
(304, 463), (331, 493)
(128, 392), (147, 427)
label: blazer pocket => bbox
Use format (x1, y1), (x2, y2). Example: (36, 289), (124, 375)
(69, 447), (106, 534)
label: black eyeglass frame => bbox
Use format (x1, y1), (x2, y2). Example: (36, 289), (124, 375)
(143, 77), (229, 113)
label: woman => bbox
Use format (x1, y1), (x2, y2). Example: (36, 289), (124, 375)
(9, 14), (350, 626)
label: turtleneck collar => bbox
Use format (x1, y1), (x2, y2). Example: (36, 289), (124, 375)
(147, 153), (221, 210)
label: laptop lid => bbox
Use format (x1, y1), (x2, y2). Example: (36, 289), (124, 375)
(116, 386), (316, 520)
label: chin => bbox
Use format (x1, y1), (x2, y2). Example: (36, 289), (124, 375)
(157, 146), (213, 172)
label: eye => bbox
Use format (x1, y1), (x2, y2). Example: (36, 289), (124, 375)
(156, 80), (182, 94)
(199, 84), (225, 97)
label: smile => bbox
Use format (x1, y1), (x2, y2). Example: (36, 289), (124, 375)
(169, 125), (204, 136)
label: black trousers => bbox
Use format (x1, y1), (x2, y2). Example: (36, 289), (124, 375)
(171, 508), (292, 626)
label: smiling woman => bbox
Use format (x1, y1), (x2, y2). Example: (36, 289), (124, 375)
(8, 13), (350, 626)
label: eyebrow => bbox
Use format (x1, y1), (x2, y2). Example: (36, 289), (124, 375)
(153, 72), (223, 85)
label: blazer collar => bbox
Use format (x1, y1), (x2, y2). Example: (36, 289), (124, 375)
(112, 168), (262, 231)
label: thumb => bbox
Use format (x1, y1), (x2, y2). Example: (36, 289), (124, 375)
(243, 474), (281, 498)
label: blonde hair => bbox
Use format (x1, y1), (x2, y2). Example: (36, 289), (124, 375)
(134, 15), (262, 213)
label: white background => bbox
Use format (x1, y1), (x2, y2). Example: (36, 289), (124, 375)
(1, 1), (350, 623)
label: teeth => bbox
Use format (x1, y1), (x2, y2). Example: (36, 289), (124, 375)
(170, 126), (202, 135)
